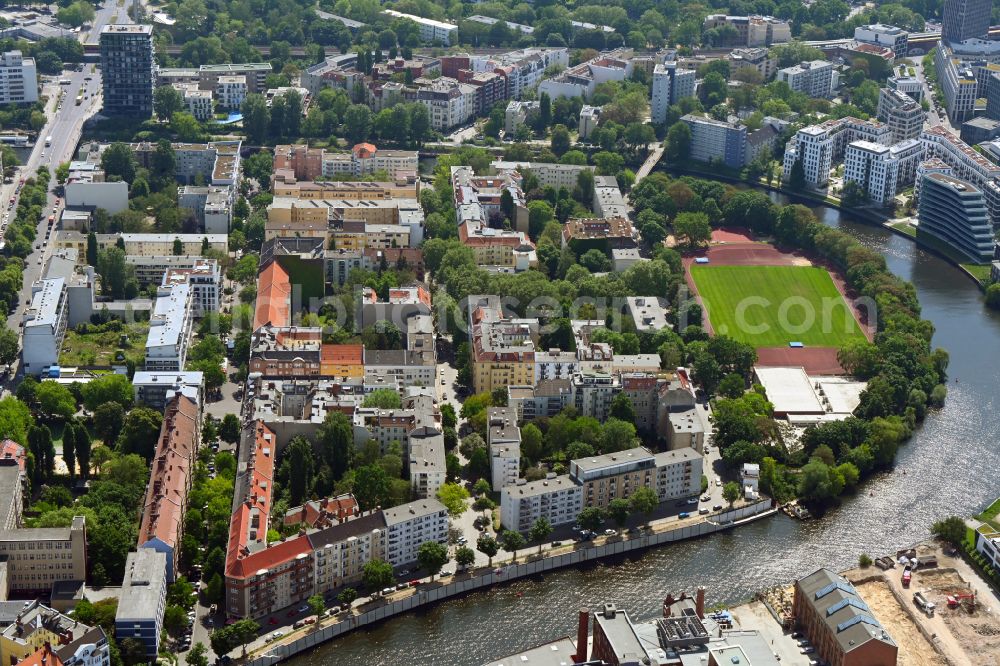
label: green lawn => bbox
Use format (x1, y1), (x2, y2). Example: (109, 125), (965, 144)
(690, 265), (866, 347)
(59, 321), (149, 367)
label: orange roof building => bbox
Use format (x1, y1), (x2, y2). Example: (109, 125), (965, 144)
(137, 394), (199, 582)
(252, 261), (292, 331)
(320, 343), (364, 379)
(17, 643), (64, 666)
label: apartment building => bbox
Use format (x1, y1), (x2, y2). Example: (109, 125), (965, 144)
(249, 327), (322, 378)
(198, 62), (271, 94)
(214, 75), (247, 110)
(728, 47), (777, 81)
(131, 140), (241, 186)
(490, 160), (594, 189)
(21, 278), (67, 376)
(681, 114), (748, 169)
(505, 100), (539, 135)
(776, 60), (837, 99)
(309, 511), (387, 597)
(887, 74), (923, 102)
(452, 165), (530, 233)
(115, 550), (167, 660)
(876, 87), (925, 143)
(592, 176), (629, 219)
(0, 602), (109, 666)
(300, 53), (363, 95)
(319, 142), (419, 179)
(408, 76), (477, 131)
(793, 569), (898, 666)
(500, 475), (583, 532)
(489, 47), (569, 98)
(381, 10), (457, 45)
(383, 499), (448, 567)
(137, 394), (199, 582)
(356, 284), (432, 334)
(487, 408), (521, 491)
(407, 427), (446, 499)
(579, 105), (601, 139)
(986, 71), (1000, 120)
(74, 233), (228, 257)
(178, 84), (212, 120)
(0, 517), (87, 593)
(854, 24), (909, 59)
(933, 42), (989, 124)
(99, 24), (154, 116)
(176, 185), (232, 234)
(540, 51), (631, 101)
(562, 217), (636, 253)
(0, 50), (37, 104)
(363, 349), (435, 388)
(621, 373), (661, 433)
(160, 259), (221, 316)
(843, 138), (923, 205)
(783, 117), (891, 187)
(569, 446), (701, 509)
(651, 62), (697, 124)
(702, 14), (791, 47)
(145, 283), (194, 372)
(272, 179), (418, 201)
(918, 172), (995, 263)
(132, 371), (205, 410)
(920, 125), (1000, 225)
(470, 315), (536, 395)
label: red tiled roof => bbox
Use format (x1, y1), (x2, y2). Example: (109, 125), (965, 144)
(225, 534), (312, 581)
(225, 422), (276, 579)
(252, 262), (291, 330)
(0, 439), (26, 472)
(321, 344), (363, 364)
(352, 142), (377, 159)
(138, 395), (199, 552)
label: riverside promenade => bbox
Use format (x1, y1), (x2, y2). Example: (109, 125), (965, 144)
(242, 499), (777, 666)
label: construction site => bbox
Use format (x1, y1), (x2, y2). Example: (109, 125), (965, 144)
(843, 542), (1000, 666)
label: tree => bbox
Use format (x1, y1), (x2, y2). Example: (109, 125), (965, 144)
(722, 481), (741, 506)
(476, 533), (499, 566)
(608, 394), (636, 424)
(362, 558), (394, 591)
(307, 594), (325, 620)
(348, 458), (390, 508)
(665, 122), (692, 162)
(93, 402), (125, 445)
(673, 212), (711, 248)
(240, 94), (270, 145)
(985, 283), (1000, 310)
(81, 374), (133, 412)
(577, 506), (605, 532)
(0, 329), (18, 366)
(210, 619), (259, 657)
(187, 643), (209, 666)
(550, 124), (570, 157)
(788, 157), (806, 191)
(117, 407), (163, 462)
(538, 92), (551, 131)
(607, 498), (631, 528)
(171, 112), (203, 142)
(437, 482), (470, 516)
(362, 389), (402, 409)
(218, 413), (240, 444)
(316, 411), (353, 480)
(0, 397), (33, 446)
(417, 540), (449, 579)
(36, 381), (76, 419)
(344, 104), (373, 144)
(338, 588), (358, 606)
(62, 422), (78, 481)
(153, 85), (183, 121)
(86, 232), (98, 267)
(498, 529), (525, 562)
(282, 437), (316, 506)
(164, 604), (188, 635)
(455, 545), (475, 569)
(931, 516), (967, 547)
(718, 373), (745, 398)
(529, 516), (552, 553)
(100, 143), (136, 184)
(628, 487), (658, 517)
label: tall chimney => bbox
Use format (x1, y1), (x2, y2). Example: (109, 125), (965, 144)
(575, 608), (589, 663)
(696, 586), (706, 619)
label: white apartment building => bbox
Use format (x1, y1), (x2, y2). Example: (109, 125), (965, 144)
(407, 426), (446, 499)
(501, 475), (583, 533)
(877, 87), (925, 144)
(0, 50), (37, 104)
(579, 105), (601, 139)
(887, 74), (923, 102)
(651, 62), (696, 124)
(383, 499), (449, 567)
(22, 278), (67, 375)
(489, 160), (595, 189)
(381, 10), (457, 45)
(320, 144), (419, 179)
(160, 258), (221, 317)
(729, 47), (777, 81)
(505, 100), (539, 134)
(115, 233), (228, 256)
(310, 513), (386, 597)
(215, 75), (247, 110)
(934, 43), (981, 124)
(921, 126), (1000, 225)
(653, 449), (703, 501)
(493, 47), (569, 99)
(854, 24), (908, 59)
(776, 60), (838, 99)
(843, 138), (923, 205)
(487, 408), (521, 491)
(145, 283), (194, 371)
(410, 77), (476, 131)
(183, 87), (213, 121)
(782, 117), (891, 187)
(534, 350), (579, 384)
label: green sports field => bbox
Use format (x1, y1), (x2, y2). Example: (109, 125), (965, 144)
(689, 265), (866, 347)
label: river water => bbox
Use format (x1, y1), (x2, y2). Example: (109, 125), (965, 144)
(291, 195), (1000, 666)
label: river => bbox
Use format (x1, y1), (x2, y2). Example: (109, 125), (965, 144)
(289, 194), (1000, 666)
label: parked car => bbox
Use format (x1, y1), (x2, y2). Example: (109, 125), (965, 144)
(270, 630), (285, 640)
(382, 587), (395, 596)
(604, 529), (617, 536)
(679, 512), (690, 519)
(713, 504), (723, 511)
(686, 498), (698, 505)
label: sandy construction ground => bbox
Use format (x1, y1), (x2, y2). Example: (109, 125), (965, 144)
(854, 580), (948, 666)
(915, 568), (1000, 665)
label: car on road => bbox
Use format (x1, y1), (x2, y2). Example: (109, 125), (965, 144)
(800, 647), (815, 654)
(679, 512), (690, 519)
(603, 529), (616, 536)
(270, 631), (285, 641)
(715, 479), (722, 487)
(713, 504), (723, 511)
(686, 498), (698, 505)
(701, 494), (711, 502)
